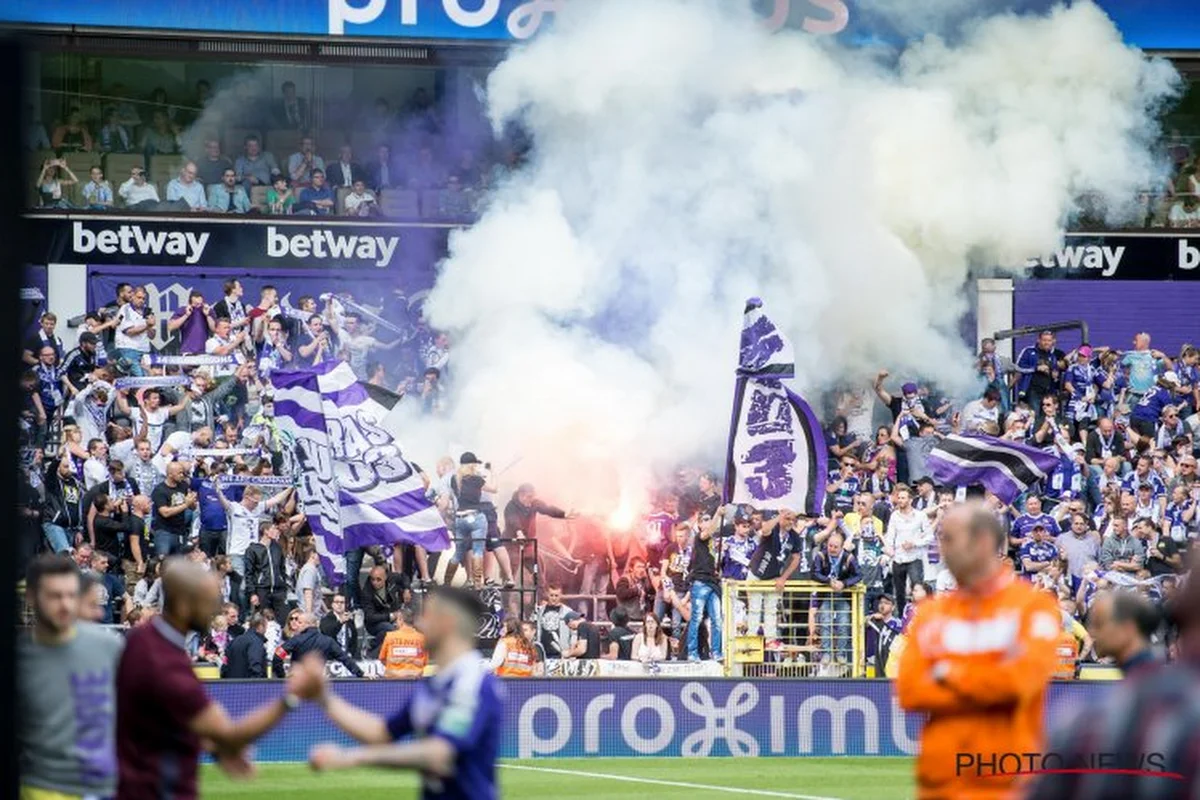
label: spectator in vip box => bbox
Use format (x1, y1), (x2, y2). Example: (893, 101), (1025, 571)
(196, 137), (234, 187)
(295, 169), (334, 215)
(811, 531), (861, 667)
(235, 135), (280, 195)
(265, 174), (294, 215)
(99, 107), (133, 153)
(118, 166), (160, 209)
(368, 144), (401, 192)
(287, 135), (324, 186)
(36, 158), (78, 209)
(329, 144), (365, 189)
(166, 162), (207, 211)
(138, 108), (180, 156)
(81, 166), (114, 210)
(273, 81), (309, 130)
(208, 167), (251, 214)
(51, 107), (93, 153)
(344, 179), (379, 217)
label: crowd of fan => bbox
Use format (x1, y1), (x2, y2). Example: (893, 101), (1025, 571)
(527, 330), (1199, 674)
(16, 274), (1200, 678)
(28, 80), (521, 217)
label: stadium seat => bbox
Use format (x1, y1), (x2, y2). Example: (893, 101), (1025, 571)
(148, 154), (183, 187)
(335, 186), (352, 215)
(250, 185), (269, 211)
(266, 129), (303, 161)
(104, 153), (147, 183)
(419, 190), (442, 218)
(380, 188), (418, 219)
(224, 127), (261, 159)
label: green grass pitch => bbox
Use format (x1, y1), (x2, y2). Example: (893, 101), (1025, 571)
(201, 758), (916, 799)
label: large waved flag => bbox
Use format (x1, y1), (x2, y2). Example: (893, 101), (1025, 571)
(271, 361), (449, 577)
(724, 298), (828, 516)
(926, 433), (1061, 504)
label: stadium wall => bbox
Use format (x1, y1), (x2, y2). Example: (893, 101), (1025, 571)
(210, 679), (1111, 761)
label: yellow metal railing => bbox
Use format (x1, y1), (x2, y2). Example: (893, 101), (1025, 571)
(722, 580), (865, 678)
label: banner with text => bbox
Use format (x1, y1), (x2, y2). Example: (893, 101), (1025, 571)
(3, 1), (1195, 49)
(86, 265), (430, 351)
(209, 678), (1110, 761)
(29, 216), (449, 270)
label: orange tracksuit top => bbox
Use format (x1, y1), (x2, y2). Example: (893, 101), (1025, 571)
(896, 568), (1060, 800)
(381, 624), (428, 679)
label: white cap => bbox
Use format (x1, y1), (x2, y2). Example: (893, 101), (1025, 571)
(1162, 371), (1180, 385)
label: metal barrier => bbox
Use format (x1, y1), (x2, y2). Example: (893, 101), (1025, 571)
(722, 580), (865, 678)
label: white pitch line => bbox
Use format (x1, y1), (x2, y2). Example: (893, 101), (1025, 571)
(499, 763), (844, 800)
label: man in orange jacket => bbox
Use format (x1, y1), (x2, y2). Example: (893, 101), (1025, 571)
(379, 607), (427, 679)
(897, 505), (1060, 800)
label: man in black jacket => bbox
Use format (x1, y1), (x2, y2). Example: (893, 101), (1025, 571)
(223, 613), (269, 678)
(1085, 416), (1127, 471)
(42, 458), (84, 554)
(272, 612), (363, 677)
(319, 592), (358, 660)
(244, 519), (289, 623)
(361, 566), (407, 642)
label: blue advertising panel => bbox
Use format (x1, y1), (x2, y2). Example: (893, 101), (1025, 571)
(209, 678), (1112, 762)
(1, 0), (1196, 50)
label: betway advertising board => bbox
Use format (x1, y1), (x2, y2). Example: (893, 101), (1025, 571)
(1024, 232), (1200, 280)
(25, 215), (450, 270)
(208, 678), (1107, 761)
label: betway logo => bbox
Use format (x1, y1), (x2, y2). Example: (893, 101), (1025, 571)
(266, 226), (399, 267)
(72, 221), (209, 265)
(1025, 245), (1125, 277)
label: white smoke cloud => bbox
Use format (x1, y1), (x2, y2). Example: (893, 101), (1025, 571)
(421, 0), (1177, 513)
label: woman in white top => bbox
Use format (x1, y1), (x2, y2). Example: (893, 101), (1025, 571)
(632, 611), (670, 663)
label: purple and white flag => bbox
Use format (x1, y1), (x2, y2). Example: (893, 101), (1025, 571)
(271, 361), (449, 577)
(926, 433), (1061, 504)
(724, 298), (827, 516)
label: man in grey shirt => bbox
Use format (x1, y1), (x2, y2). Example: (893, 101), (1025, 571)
(1055, 512), (1102, 580)
(18, 554), (125, 798)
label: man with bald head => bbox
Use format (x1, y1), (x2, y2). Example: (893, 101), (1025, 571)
(115, 558), (319, 799)
(1086, 590), (1159, 675)
(272, 610), (363, 677)
(896, 504), (1060, 799)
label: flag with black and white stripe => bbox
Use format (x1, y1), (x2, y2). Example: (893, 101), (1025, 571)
(926, 433), (1061, 503)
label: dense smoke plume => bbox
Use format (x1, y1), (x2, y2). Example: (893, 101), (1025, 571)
(421, 0), (1177, 513)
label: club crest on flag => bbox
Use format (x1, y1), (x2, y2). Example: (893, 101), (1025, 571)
(725, 298), (827, 515)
